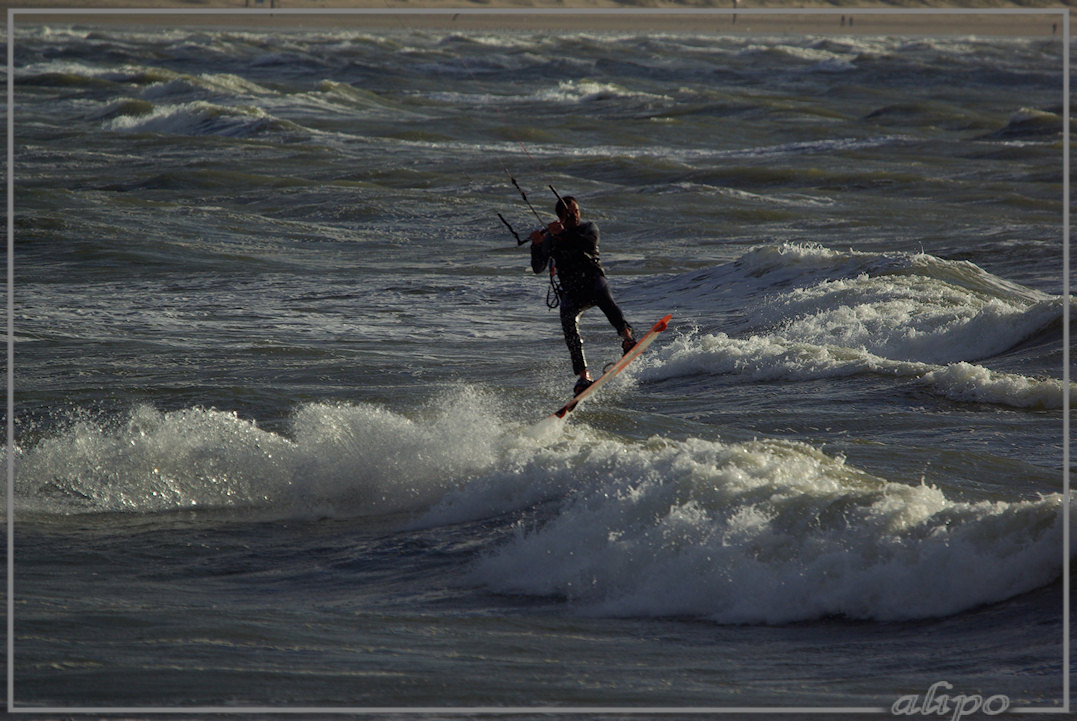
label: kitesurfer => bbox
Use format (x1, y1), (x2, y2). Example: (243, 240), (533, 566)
(530, 196), (636, 396)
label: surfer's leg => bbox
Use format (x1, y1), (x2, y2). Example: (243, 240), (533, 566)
(593, 276), (632, 337)
(560, 295), (590, 376)
(592, 276), (636, 354)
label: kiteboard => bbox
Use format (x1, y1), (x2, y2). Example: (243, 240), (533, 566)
(550, 313), (673, 420)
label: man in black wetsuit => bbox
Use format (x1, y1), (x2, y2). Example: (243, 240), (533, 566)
(530, 196), (636, 396)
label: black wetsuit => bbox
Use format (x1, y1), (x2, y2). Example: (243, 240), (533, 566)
(531, 221), (631, 376)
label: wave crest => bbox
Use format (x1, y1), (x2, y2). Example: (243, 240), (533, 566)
(470, 436), (1066, 623)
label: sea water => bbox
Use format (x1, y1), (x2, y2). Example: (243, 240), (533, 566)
(6, 18), (1070, 712)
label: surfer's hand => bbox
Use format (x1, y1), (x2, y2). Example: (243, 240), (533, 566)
(547, 221), (564, 236)
(529, 229), (546, 244)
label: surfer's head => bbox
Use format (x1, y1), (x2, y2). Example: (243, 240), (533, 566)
(556, 196), (581, 229)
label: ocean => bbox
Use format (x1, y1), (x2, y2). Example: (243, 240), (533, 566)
(6, 13), (1071, 714)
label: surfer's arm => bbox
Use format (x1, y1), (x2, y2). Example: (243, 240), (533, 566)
(578, 222), (599, 253)
(530, 230), (551, 273)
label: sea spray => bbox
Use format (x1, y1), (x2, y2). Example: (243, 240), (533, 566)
(15, 405), (296, 516)
(288, 387), (527, 518)
(13, 387), (533, 519)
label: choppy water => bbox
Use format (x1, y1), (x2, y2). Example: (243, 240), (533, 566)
(6, 18), (1071, 712)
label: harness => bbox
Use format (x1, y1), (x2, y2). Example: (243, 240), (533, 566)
(544, 228), (599, 311)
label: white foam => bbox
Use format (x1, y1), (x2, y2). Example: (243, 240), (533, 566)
(104, 100), (297, 137)
(635, 243), (1070, 409)
(922, 362), (1069, 410)
(287, 389), (523, 519)
(15, 404), (296, 515)
(645, 330), (930, 383)
(641, 329), (1069, 410)
(531, 79), (671, 105)
(12, 394), (1067, 623)
(14, 388), (530, 519)
(470, 436), (1067, 623)
(766, 273), (1058, 364)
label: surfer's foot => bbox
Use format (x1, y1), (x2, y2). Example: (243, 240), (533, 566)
(573, 371), (594, 396)
(621, 329), (637, 356)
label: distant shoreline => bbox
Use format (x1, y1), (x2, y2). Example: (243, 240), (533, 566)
(8, 4), (1069, 37)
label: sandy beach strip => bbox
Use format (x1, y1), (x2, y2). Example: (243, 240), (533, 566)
(7, 2), (1070, 37)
